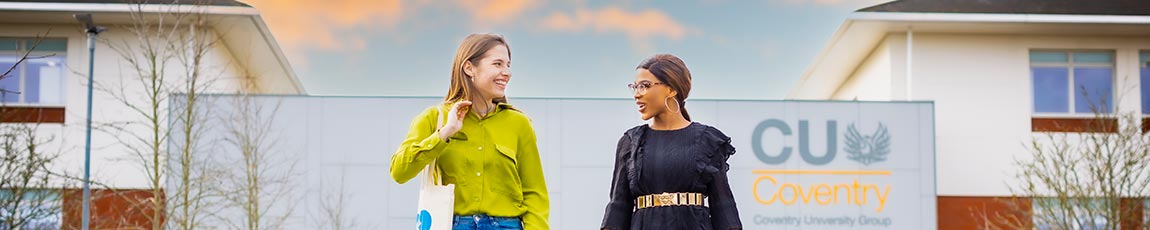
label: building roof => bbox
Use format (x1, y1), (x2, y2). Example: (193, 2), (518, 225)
(0, 0), (249, 7)
(0, 0), (307, 94)
(787, 0), (1150, 99)
(859, 0), (1150, 16)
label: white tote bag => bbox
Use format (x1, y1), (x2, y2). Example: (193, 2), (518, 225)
(416, 106), (455, 230)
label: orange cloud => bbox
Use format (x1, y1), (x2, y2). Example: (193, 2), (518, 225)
(241, 0), (542, 68)
(458, 0), (540, 27)
(240, 0), (402, 68)
(540, 6), (692, 53)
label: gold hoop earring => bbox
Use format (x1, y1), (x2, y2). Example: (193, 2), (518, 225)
(665, 97), (681, 114)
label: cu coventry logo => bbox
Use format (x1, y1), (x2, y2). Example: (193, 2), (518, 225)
(845, 122), (891, 165)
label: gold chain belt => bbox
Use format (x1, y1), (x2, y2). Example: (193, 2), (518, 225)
(635, 192), (707, 209)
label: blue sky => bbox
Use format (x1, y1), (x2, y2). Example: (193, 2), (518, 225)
(243, 0), (892, 99)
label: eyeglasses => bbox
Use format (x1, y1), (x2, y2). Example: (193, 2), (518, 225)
(627, 81), (665, 95)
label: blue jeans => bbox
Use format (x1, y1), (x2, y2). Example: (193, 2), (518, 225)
(452, 214), (523, 230)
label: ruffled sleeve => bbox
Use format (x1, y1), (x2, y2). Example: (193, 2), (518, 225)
(694, 125), (736, 186)
(601, 126), (645, 230)
(699, 125), (742, 229)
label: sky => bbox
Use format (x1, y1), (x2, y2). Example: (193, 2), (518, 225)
(238, 0), (893, 99)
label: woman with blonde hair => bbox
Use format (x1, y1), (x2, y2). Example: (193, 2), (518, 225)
(391, 33), (549, 230)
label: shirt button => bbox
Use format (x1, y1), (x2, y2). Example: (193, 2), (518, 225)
(476, 172), (482, 177)
(478, 146), (483, 151)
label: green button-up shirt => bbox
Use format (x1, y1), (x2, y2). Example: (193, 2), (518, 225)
(391, 103), (549, 230)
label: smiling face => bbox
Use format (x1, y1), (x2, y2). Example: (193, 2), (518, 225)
(464, 44), (512, 101)
(632, 68), (676, 121)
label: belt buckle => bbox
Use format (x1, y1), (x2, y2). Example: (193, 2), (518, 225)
(658, 193), (674, 206)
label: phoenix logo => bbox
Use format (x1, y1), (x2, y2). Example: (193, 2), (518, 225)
(845, 123), (891, 165)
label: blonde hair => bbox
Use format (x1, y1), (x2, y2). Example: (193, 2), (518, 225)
(444, 33), (511, 106)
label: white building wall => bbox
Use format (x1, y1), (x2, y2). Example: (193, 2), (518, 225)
(836, 32), (1150, 196)
(0, 23), (271, 188)
(833, 40), (892, 101)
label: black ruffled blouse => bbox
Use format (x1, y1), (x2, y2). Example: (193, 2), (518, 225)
(601, 122), (742, 230)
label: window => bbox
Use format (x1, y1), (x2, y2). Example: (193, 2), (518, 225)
(1140, 51), (1149, 115)
(1032, 198), (1109, 230)
(0, 38), (66, 106)
(1140, 51), (1149, 133)
(0, 189), (61, 230)
(1031, 51), (1115, 115)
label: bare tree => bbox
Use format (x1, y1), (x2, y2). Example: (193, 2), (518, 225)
(978, 89), (1150, 230)
(216, 92), (297, 230)
(0, 125), (64, 230)
(92, 1), (227, 229)
(311, 168), (361, 230)
(167, 3), (228, 229)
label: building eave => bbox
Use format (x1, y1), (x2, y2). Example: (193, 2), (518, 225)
(787, 11), (1150, 100)
(0, 2), (307, 94)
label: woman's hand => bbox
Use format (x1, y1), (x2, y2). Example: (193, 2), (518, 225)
(438, 100), (471, 141)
